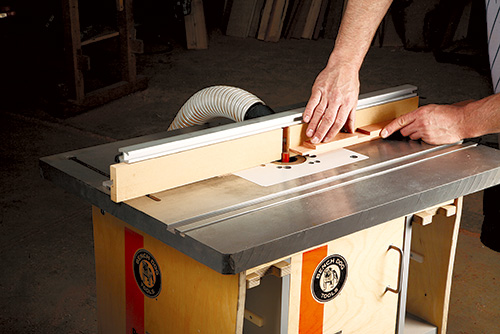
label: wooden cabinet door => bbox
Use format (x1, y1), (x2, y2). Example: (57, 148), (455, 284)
(288, 217), (405, 334)
(92, 207), (241, 334)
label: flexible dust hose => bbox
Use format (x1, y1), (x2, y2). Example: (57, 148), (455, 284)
(167, 86), (274, 130)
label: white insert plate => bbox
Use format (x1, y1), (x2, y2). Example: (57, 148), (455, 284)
(234, 148), (368, 187)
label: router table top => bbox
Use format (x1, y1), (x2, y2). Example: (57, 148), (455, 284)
(40, 122), (500, 274)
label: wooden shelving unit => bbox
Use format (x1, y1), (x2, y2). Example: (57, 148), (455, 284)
(61, 0), (148, 113)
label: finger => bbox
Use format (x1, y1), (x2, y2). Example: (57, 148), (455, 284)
(344, 106), (356, 134)
(303, 90), (322, 123)
(400, 123), (417, 138)
(306, 99), (328, 138)
(310, 105), (339, 143)
(380, 113), (416, 138)
(409, 131), (421, 141)
(323, 104), (351, 142)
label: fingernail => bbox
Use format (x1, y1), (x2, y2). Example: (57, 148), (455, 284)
(303, 116), (310, 123)
(311, 137), (319, 144)
(381, 129), (387, 138)
(307, 129), (313, 137)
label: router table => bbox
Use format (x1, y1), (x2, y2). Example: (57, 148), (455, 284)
(40, 86), (500, 334)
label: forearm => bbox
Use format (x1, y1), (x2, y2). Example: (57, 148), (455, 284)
(380, 93), (500, 145)
(328, 0), (394, 71)
(303, 0), (394, 143)
(461, 93), (500, 138)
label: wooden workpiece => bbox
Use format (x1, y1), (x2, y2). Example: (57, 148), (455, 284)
(289, 96), (419, 155)
(357, 120), (393, 136)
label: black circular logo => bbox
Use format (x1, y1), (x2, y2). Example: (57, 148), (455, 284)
(311, 254), (348, 303)
(133, 249), (162, 298)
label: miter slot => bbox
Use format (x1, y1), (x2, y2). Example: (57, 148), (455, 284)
(68, 156), (110, 178)
(168, 142), (475, 235)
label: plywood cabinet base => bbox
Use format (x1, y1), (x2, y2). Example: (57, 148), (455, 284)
(407, 198), (463, 334)
(91, 198), (462, 334)
(92, 207), (241, 333)
(288, 217), (404, 334)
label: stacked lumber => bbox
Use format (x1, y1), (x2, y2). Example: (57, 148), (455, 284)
(225, 0), (346, 42)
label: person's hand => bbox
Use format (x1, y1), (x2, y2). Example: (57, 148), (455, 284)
(303, 64), (360, 143)
(380, 104), (466, 145)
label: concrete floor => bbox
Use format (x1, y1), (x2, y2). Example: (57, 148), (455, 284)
(1, 32), (500, 333)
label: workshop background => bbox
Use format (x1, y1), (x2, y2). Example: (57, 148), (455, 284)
(1, 0), (499, 333)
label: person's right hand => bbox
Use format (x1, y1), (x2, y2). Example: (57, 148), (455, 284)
(303, 63), (360, 144)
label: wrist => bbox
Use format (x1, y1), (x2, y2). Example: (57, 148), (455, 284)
(327, 48), (364, 72)
(459, 103), (478, 139)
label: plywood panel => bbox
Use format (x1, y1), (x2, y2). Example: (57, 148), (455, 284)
(93, 207), (126, 334)
(288, 217), (405, 333)
(144, 228), (241, 333)
(92, 207), (242, 333)
(406, 198), (463, 334)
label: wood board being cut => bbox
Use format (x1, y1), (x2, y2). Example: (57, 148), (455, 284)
(289, 96), (418, 155)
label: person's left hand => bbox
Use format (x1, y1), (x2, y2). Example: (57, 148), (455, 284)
(381, 104), (465, 145)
